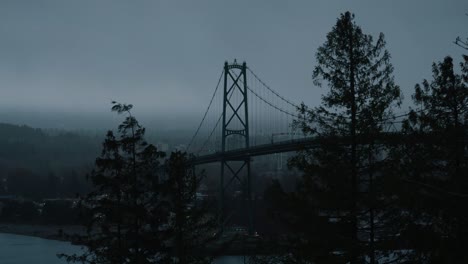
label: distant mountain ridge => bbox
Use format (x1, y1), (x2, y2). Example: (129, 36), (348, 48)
(0, 123), (101, 175)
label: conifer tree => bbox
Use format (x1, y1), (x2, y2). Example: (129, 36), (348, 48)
(165, 151), (215, 264)
(397, 56), (468, 262)
(279, 11), (402, 263)
(60, 102), (168, 264)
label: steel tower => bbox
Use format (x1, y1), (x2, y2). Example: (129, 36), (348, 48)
(219, 60), (253, 235)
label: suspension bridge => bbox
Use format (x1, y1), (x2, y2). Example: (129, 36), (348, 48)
(185, 60), (406, 236)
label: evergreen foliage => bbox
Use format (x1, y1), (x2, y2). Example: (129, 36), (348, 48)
(60, 102), (169, 264)
(269, 11), (402, 263)
(395, 56), (468, 262)
(59, 103), (215, 264)
(165, 151), (215, 264)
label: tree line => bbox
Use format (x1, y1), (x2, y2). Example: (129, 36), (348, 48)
(0, 123), (99, 199)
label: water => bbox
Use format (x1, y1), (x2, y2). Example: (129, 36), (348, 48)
(0, 233), (244, 264)
(213, 256), (247, 264)
(0, 233), (82, 264)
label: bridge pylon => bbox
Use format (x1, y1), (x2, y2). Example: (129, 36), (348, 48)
(219, 60), (253, 235)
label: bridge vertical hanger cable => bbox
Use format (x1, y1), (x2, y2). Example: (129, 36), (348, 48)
(245, 85), (301, 117)
(247, 66), (420, 140)
(217, 83), (220, 151)
(238, 66), (419, 144)
(250, 67), (300, 143)
(255, 77), (265, 143)
(238, 69), (299, 145)
(250, 75), (253, 146)
(250, 75), (255, 146)
(279, 91), (282, 137)
(269, 86), (272, 139)
(273, 89), (276, 138)
(256, 76), (260, 144)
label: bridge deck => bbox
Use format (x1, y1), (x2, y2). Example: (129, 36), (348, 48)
(191, 133), (408, 165)
(191, 137), (319, 165)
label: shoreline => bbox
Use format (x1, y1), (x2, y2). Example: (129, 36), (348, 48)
(0, 224), (267, 258)
(0, 223), (86, 243)
(0, 224), (266, 256)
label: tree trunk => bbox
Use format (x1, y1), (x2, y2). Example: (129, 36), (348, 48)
(348, 25), (359, 264)
(368, 145), (376, 264)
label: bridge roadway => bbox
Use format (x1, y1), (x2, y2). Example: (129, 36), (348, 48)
(191, 132), (409, 165)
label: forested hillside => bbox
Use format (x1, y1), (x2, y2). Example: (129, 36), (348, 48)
(0, 123), (101, 199)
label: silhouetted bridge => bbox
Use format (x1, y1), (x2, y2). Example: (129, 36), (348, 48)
(186, 60), (416, 235)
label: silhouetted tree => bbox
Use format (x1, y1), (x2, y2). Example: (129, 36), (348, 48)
(268, 11), (402, 263)
(165, 151), (215, 264)
(47, 172), (60, 198)
(64, 170), (86, 198)
(6, 168), (45, 200)
(60, 102), (169, 264)
(0, 199), (39, 223)
(396, 56), (468, 262)
(41, 199), (79, 224)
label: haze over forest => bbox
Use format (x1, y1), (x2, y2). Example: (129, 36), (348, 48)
(0, 0), (466, 132)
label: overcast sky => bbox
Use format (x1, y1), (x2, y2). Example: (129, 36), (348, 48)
(0, 0), (466, 129)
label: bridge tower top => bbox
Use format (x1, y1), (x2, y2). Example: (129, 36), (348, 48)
(222, 60), (249, 152)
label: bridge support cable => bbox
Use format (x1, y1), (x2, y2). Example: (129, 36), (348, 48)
(247, 67), (301, 109)
(232, 66), (305, 147)
(196, 78), (240, 155)
(245, 79), (303, 143)
(186, 69), (224, 152)
(249, 66), (307, 143)
(247, 66), (424, 141)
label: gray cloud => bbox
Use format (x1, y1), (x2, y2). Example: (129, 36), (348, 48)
(0, 0), (466, 129)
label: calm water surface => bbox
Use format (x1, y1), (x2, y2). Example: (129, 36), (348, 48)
(0, 233), (244, 264)
(0, 233), (81, 264)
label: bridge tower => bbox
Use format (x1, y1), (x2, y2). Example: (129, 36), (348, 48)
(220, 60), (253, 235)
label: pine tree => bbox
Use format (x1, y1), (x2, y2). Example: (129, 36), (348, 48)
(165, 151), (215, 264)
(397, 56), (468, 262)
(281, 11), (402, 263)
(60, 102), (168, 264)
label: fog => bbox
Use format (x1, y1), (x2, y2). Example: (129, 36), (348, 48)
(0, 0), (466, 131)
